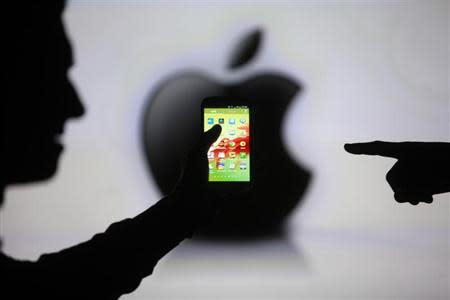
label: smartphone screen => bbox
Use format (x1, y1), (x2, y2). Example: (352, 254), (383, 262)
(203, 105), (250, 182)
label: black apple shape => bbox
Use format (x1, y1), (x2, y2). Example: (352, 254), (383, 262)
(142, 29), (311, 237)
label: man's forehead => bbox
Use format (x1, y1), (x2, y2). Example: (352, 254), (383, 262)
(59, 25), (74, 67)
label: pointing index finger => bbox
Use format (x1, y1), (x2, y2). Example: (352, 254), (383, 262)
(344, 141), (403, 159)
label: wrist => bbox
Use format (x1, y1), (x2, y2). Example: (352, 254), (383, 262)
(168, 190), (219, 230)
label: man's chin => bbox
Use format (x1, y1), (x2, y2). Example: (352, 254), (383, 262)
(6, 146), (63, 184)
(34, 161), (60, 181)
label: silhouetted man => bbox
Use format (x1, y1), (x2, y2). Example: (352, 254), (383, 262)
(1, 2), (221, 299)
(345, 142), (450, 205)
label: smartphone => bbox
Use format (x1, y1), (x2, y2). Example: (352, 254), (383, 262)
(202, 96), (253, 190)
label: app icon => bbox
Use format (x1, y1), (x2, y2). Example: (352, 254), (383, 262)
(239, 130), (246, 136)
(229, 129), (236, 136)
(229, 151), (236, 158)
(229, 118), (235, 125)
(240, 162), (247, 170)
(240, 141), (246, 147)
(219, 141), (225, 147)
(218, 161), (225, 169)
(218, 152), (225, 158)
(207, 118), (214, 124)
(240, 152), (247, 158)
(229, 162), (236, 169)
(240, 118), (246, 124)
(229, 141), (236, 147)
(208, 152), (215, 159)
(218, 118), (224, 124)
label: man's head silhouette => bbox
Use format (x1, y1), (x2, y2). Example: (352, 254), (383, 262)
(2, 2), (84, 198)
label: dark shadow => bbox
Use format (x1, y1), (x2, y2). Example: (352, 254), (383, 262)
(169, 233), (310, 282)
(132, 234), (310, 299)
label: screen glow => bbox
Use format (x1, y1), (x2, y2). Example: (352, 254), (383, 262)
(204, 106), (250, 182)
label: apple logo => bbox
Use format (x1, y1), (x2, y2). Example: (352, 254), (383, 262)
(142, 28), (311, 237)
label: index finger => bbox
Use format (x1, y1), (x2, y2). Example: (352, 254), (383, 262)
(199, 124), (222, 154)
(344, 141), (403, 158)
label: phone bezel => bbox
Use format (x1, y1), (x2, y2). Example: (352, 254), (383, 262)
(201, 96), (254, 190)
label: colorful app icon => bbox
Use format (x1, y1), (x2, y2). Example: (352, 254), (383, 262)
(240, 162), (247, 170)
(229, 129), (236, 136)
(218, 152), (225, 158)
(240, 141), (246, 147)
(229, 141), (236, 147)
(208, 163), (213, 170)
(218, 118), (224, 124)
(229, 151), (236, 158)
(229, 118), (235, 124)
(208, 152), (215, 159)
(218, 161), (225, 169)
(240, 152), (247, 158)
(240, 118), (246, 124)
(207, 118), (214, 124)
(229, 162), (236, 169)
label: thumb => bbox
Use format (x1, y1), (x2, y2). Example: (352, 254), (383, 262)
(394, 191), (433, 205)
(199, 124), (222, 154)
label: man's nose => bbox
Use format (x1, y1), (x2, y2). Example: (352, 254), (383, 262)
(66, 80), (85, 118)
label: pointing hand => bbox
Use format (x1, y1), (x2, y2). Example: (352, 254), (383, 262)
(345, 141), (450, 205)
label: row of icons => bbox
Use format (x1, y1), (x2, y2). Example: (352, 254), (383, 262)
(208, 151), (247, 159)
(207, 117), (246, 125)
(217, 140), (247, 148)
(209, 161), (247, 170)
(222, 129), (246, 137)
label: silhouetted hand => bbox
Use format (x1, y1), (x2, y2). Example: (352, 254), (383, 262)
(171, 124), (222, 221)
(344, 141), (450, 205)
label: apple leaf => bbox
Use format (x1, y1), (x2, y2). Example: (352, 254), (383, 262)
(229, 28), (263, 70)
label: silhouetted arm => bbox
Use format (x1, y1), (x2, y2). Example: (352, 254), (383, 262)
(345, 141), (450, 205)
(2, 125), (222, 300)
(34, 193), (209, 299)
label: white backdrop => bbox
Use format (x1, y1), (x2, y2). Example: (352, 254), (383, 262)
(2, 1), (449, 299)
